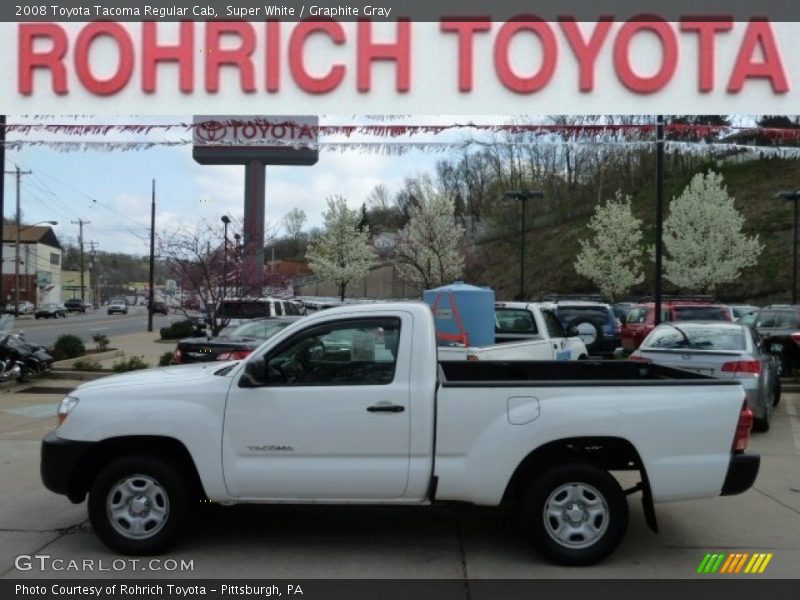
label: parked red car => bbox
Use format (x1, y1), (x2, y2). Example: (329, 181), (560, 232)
(621, 298), (732, 352)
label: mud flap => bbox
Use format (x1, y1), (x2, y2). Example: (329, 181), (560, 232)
(625, 479), (658, 533)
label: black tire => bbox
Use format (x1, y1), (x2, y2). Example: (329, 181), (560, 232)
(753, 400), (771, 433)
(522, 463), (628, 566)
(567, 318), (605, 355)
(88, 455), (194, 555)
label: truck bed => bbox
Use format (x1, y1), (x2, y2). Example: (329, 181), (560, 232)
(439, 359), (742, 385)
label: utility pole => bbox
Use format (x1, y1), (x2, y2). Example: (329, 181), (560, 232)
(0, 115), (6, 311)
(148, 179), (156, 333)
(503, 190), (544, 301)
(654, 115), (665, 326)
(88, 240), (99, 307)
(4, 166), (32, 316)
(71, 219), (90, 302)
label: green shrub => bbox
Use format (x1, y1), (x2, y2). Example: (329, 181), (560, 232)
(159, 319), (197, 340)
(72, 358), (103, 372)
(92, 333), (110, 351)
(111, 355), (150, 373)
(53, 334), (85, 359)
(158, 351), (174, 367)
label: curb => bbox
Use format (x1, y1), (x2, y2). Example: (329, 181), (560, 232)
(52, 349), (123, 369)
(48, 370), (111, 381)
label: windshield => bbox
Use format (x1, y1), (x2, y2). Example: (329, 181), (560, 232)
(672, 306), (728, 321)
(644, 326), (746, 350)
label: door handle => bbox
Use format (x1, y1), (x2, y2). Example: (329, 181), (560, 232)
(367, 404), (405, 413)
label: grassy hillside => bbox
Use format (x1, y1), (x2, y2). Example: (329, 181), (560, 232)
(468, 158), (800, 304)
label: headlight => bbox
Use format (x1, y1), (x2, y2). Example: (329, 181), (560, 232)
(57, 396), (79, 426)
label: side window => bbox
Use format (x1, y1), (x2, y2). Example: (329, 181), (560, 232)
(285, 302), (299, 316)
(266, 319), (400, 386)
(274, 302), (283, 316)
(542, 310), (566, 338)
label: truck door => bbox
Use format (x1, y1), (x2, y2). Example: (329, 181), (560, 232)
(222, 316), (411, 500)
(541, 309), (571, 360)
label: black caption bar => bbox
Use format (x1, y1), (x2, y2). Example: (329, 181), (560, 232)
(5, 0), (800, 21)
(4, 580), (800, 600)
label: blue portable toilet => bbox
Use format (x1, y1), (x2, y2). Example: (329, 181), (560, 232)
(423, 282), (495, 347)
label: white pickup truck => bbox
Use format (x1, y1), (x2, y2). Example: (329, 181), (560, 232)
(439, 302), (588, 362)
(42, 302), (759, 565)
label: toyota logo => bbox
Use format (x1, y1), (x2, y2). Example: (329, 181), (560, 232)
(195, 120), (227, 143)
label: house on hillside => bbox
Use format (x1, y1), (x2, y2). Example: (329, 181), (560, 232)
(1, 224), (63, 308)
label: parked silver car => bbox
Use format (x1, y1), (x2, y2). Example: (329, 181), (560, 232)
(631, 321), (781, 432)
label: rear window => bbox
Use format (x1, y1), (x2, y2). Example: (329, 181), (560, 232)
(555, 306), (612, 325)
(645, 326), (746, 351)
(219, 300), (273, 319)
(756, 310), (800, 328)
(672, 306), (728, 321)
(495, 308), (538, 334)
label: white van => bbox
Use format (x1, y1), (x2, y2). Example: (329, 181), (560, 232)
(217, 297), (301, 326)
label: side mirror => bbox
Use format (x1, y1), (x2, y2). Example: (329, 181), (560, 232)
(567, 325), (579, 337)
(239, 356), (267, 388)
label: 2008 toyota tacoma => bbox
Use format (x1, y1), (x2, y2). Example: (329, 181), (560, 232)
(41, 302), (759, 565)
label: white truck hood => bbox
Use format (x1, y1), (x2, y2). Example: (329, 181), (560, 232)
(74, 361), (237, 393)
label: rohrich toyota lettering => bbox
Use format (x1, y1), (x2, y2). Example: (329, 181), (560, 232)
(15, 19), (790, 97)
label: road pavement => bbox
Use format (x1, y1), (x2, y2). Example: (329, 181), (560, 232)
(0, 376), (798, 579)
(6, 307), (184, 348)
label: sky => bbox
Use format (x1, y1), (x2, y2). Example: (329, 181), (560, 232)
(1, 115), (513, 255)
(2, 114), (761, 255)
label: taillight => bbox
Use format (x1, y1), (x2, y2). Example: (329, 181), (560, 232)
(216, 350), (252, 361)
(733, 400), (753, 452)
(721, 360), (761, 376)
(792, 332), (800, 345)
(629, 354), (650, 362)
(172, 349), (182, 364)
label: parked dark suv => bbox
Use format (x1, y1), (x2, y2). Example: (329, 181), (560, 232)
(542, 296), (621, 357)
(752, 305), (800, 373)
(63, 298), (86, 313)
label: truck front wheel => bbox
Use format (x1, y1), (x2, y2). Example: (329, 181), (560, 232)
(88, 455), (193, 555)
(522, 463), (628, 566)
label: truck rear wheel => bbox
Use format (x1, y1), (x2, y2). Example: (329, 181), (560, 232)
(522, 463), (628, 566)
(88, 455), (193, 555)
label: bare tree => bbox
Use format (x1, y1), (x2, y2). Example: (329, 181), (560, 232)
(159, 221), (232, 335)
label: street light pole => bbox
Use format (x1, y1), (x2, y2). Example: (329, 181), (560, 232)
(504, 190), (544, 301)
(221, 215), (231, 302)
(776, 190), (800, 304)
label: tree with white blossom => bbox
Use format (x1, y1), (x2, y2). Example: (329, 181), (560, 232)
(307, 195), (375, 301)
(392, 179), (465, 289)
(661, 171), (763, 293)
(574, 192), (645, 301)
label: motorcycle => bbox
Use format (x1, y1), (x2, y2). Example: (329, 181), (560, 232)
(0, 315), (54, 382)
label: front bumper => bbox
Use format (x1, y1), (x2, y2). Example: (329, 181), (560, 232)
(720, 452), (760, 496)
(41, 431), (95, 503)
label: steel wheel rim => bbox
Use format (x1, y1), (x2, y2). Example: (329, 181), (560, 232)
(106, 474), (170, 540)
(543, 482), (609, 549)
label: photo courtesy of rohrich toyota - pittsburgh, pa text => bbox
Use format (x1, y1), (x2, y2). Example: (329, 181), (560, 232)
(1, 1), (800, 599)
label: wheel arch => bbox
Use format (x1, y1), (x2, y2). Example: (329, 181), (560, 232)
(502, 436), (656, 530)
(67, 435), (206, 503)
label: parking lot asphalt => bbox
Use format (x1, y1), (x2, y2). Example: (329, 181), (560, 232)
(0, 379), (798, 580)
